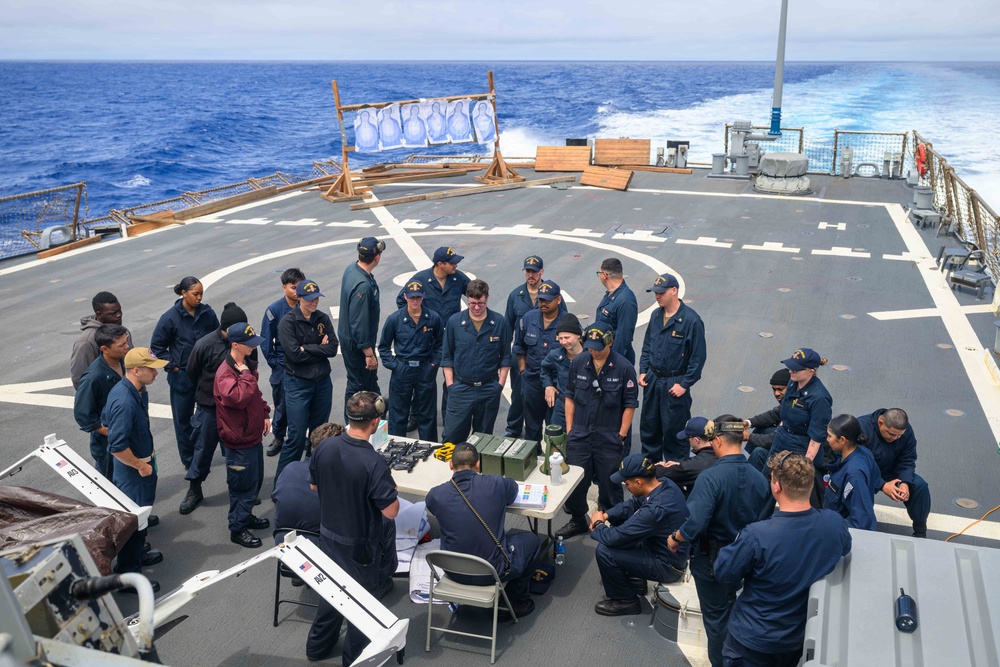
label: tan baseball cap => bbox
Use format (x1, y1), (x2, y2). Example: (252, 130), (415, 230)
(125, 347), (169, 369)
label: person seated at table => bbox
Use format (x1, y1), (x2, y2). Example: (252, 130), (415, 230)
(273, 422), (394, 597)
(425, 442), (540, 620)
(588, 454), (689, 616)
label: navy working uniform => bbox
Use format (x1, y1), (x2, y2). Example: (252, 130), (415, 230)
(562, 333), (638, 524)
(541, 348), (574, 429)
(639, 283), (707, 462)
(825, 445), (881, 531)
(275, 280), (339, 484)
(858, 409), (931, 536)
(591, 460), (689, 601)
(74, 355), (125, 480)
(307, 432), (397, 665)
(745, 404), (781, 453)
(378, 282), (444, 441)
(102, 375), (158, 575)
(715, 508), (851, 666)
(441, 307), (511, 444)
(426, 469), (541, 603)
(261, 295), (296, 447)
(338, 257), (382, 415)
(595, 279), (638, 364)
(150, 299), (219, 468)
(656, 447), (717, 497)
(677, 453), (770, 667)
(511, 281), (563, 441)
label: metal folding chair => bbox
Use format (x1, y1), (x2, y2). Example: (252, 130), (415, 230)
(424, 550), (515, 664)
(272, 528), (321, 627)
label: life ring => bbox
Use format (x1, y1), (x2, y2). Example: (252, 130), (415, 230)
(916, 143), (928, 177)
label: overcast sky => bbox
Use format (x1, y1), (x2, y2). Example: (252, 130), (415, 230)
(2, 0), (997, 61)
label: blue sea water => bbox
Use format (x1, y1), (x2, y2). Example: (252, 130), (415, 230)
(1, 61), (999, 218)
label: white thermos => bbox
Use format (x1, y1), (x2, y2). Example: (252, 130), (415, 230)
(549, 452), (563, 486)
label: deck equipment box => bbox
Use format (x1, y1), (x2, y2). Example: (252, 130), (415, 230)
(502, 438), (539, 482)
(481, 436), (516, 477)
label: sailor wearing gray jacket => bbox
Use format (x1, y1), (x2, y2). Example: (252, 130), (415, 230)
(70, 291), (131, 389)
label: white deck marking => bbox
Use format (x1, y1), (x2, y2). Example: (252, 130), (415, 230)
(612, 230), (665, 243)
(275, 218), (322, 226)
(436, 223), (485, 231)
(742, 242), (800, 253)
(225, 217), (271, 225)
(676, 236), (732, 248)
(876, 505), (1000, 541)
(186, 189), (307, 223)
(627, 186), (888, 208)
(868, 304), (996, 320)
(551, 228), (604, 238)
(882, 251), (925, 261)
(0, 378), (172, 419)
(812, 246), (871, 258)
(399, 219), (429, 229)
(561, 289), (576, 304)
(329, 306), (340, 320)
(885, 203), (1000, 441)
(818, 221), (846, 230)
(326, 220), (373, 227)
(492, 224), (543, 234)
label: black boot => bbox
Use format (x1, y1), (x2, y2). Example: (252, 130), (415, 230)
(179, 482), (203, 515)
(231, 530), (262, 548)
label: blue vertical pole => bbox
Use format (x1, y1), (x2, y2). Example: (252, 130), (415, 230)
(769, 0), (789, 136)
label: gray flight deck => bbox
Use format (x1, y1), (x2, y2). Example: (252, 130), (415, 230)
(1, 167), (998, 666)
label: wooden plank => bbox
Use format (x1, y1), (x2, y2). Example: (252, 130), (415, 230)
(36, 234), (102, 259)
(624, 165), (693, 175)
(339, 92), (493, 113)
(580, 166), (633, 191)
(349, 175), (576, 210)
(276, 173), (338, 193)
(353, 169), (476, 188)
(128, 213), (180, 225)
(593, 139), (650, 166)
(535, 146), (591, 172)
(174, 186), (278, 221)
(392, 163), (487, 171)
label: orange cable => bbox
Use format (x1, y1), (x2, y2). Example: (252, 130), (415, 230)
(944, 503), (1000, 542)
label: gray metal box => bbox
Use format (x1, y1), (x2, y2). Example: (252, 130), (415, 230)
(803, 529), (1000, 666)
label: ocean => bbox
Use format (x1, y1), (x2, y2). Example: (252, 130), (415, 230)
(1, 61), (998, 219)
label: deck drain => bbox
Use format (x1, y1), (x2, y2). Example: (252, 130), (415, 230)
(857, 224), (870, 228)
(633, 208), (643, 211)
(846, 276), (862, 281)
(937, 343), (953, 349)
(738, 386), (755, 393)
(840, 314), (856, 320)
(795, 209), (805, 213)
(73, 297), (87, 302)
(166, 264), (176, 268)
(945, 409), (965, 417)
(955, 498), (980, 510)
(741, 216), (751, 220)
(486, 264), (497, 269)
(647, 245), (658, 249)
(578, 314), (590, 320)
(248, 253), (260, 257)
(832, 365), (850, 371)
(144, 248), (153, 253)
(49, 279), (60, 283)
(724, 239), (736, 243)
(759, 332), (774, 338)
(704, 265), (717, 270)
(777, 288), (792, 293)
(791, 256), (804, 261)
(801, 231), (814, 236)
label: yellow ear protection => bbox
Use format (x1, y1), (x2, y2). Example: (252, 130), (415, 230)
(702, 420), (744, 439)
(586, 326), (614, 347)
(346, 391), (387, 421)
(434, 442), (456, 461)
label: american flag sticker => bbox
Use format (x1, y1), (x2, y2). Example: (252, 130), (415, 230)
(299, 562), (312, 572)
(55, 459), (68, 468)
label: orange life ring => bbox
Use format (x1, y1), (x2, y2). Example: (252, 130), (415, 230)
(916, 143), (928, 177)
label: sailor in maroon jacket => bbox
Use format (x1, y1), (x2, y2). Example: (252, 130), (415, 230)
(214, 322), (272, 548)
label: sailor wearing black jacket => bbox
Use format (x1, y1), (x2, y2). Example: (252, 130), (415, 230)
(743, 368), (790, 453)
(274, 279), (339, 485)
(655, 416), (718, 497)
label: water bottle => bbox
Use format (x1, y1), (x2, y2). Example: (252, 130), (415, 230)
(554, 536), (566, 565)
(549, 452), (564, 486)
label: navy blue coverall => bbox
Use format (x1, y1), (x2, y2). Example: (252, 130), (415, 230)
(638, 301), (706, 462)
(378, 306), (443, 441)
(677, 454), (770, 667)
(824, 445), (882, 531)
(150, 299), (219, 468)
(338, 262), (381, 417)
(563, 351), (638, 520)
(261, 296), (295, 443)
(591, 479), (689, 599)
(540, 348), (575, 429)
(74, 355), (124, 480)
(595, 281), (638, 364)
(512, 308), (561, 441)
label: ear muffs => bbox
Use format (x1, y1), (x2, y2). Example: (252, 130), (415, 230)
(374, 239), (386, 254)
(347, 391), (387, 421)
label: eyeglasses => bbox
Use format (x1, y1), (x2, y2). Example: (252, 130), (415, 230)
(595, 271), (606, 277)
(467, 300), (488, 307)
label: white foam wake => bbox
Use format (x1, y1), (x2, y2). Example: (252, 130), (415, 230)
(112, 174), (152, 189)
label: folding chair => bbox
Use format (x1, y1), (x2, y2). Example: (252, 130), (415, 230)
(949, 250), (993, 299)
(424, 550), (515, 664)
(272, 528), (321, 627)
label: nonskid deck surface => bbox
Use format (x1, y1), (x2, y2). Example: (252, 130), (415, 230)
(1, 168), (997, 666)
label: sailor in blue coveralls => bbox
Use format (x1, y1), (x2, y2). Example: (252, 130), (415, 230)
(274, 279), (339, 485)
(594, 257), (639, 364)
(512, 279), (564, 441)
(378, 279), (443, 441)
(260, 268), (304, 457)
(824, 414), (882, 531)
(668, 416), (770, 667)
(74, 323), (129, 481)
(101, 347), (168, 590)
(504, 255), (565, 437)
(858, 407), (931, 537)
(541, 313), (584, 429)
(397, 246), (471, 424)
(441, 279), (511, 444)
(715, 452), (851, 667)
(150, 276), (219, 469)
(589, 454), (689, 616)
(338, 237), (384, 419)
(556, 323), (638, 539)
(638, 273), (707, 463)
(748, 348), (833, 509)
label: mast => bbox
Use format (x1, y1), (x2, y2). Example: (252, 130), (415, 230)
(768, 0), (789, 136)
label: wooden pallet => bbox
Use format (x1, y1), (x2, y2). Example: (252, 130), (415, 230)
(593, 138), (650, 166)
(580, 166), (633, 191)
(535, 146), (592, 172)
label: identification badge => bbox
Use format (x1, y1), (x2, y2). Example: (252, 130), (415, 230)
(408, 360), (420, 367)
(489, 336), (500, 343)
(671, 330), (684, 338)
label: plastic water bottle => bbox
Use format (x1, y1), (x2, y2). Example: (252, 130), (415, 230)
(549, 452), (563, 486)
(554, 536), (566, 565)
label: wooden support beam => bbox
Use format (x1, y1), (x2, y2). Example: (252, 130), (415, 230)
(623, 165), (693, 175)
(392, 163), (487, 171)
(36, 234), (102, 259)
(349, 175), (576, 210)
(174, 186), (279, 221)
(351, 168), (476, 188)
